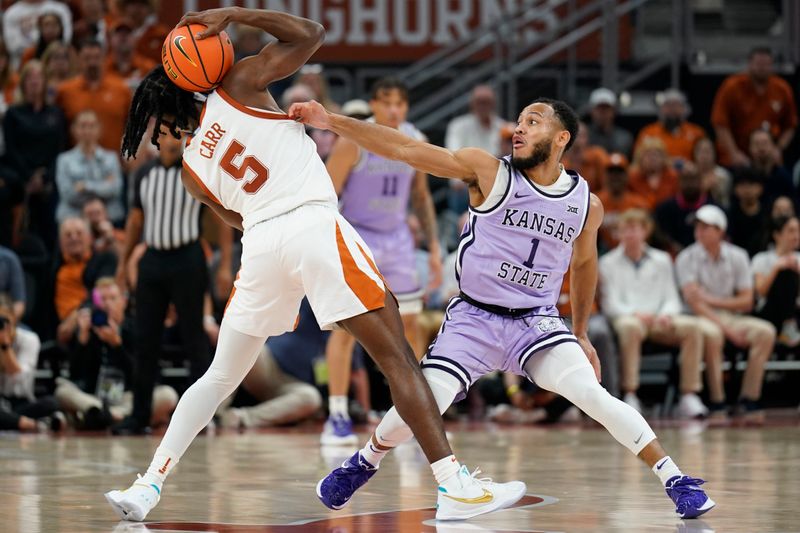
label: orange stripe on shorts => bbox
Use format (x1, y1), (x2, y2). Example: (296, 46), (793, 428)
(335, 222), (385, 311)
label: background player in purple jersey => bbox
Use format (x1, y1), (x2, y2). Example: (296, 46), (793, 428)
(322, 77), (443, 445)
(291, 97), (715, 519)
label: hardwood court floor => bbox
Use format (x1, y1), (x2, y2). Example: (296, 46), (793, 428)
(1, 417), (798, 533)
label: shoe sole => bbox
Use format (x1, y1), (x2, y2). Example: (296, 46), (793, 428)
(316, 478), (347, 510)
(436, 483), (527, 521)
(679, 497), (716, 519)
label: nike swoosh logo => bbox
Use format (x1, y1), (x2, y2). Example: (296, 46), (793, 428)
(514, 192), (529, 199)
(634, 432), (643, 444)
(656, 458), (669, 470)
(441, 488), (494, 504)
(173, 35), (198, 67)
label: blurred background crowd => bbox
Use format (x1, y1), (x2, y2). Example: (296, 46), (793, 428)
(0, 0), (799, 435)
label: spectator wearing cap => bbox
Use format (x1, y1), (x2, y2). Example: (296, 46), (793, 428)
(600, 209), (718, 418)
(596, 153), (648, 251)
(711, 47), (797, 167)
(341, 99), (371, 120)
(104, 20), (156, 90)
(562, 121), (609, 192)
(748, 129), (795, 206)
(1, 0), (73, 66)
(19, 12), (65, 68)
(752, 215), (800, 347)
(729, 167), (769, 257)
(56, 39), (132, 152)
(635, 89), (706, 163)
(295, 64), (340, 112)
(627, 136), (679, 210)
(654, 162), (713, 255)
(693, 137), (732, 208)
(0, 245), (26, 321)
(676, 205), (775, 420)
(587, 87), (633, 156)
(56, 109), (124, 225)
(119, 0), (170, 64)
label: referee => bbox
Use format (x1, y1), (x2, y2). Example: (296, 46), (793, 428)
(112, 127), (232, 435)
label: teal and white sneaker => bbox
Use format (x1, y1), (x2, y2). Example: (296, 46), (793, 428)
(435, 465), (526, 520)
(105, 475), (161, 521)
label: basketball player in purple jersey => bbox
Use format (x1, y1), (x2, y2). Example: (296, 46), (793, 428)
(291, 97), (715, 519)
(322, 77), (442, 445)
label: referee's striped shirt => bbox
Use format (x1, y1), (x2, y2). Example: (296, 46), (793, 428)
(132, 159), (202, 250)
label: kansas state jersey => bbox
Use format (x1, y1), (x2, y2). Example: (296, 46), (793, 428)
(183, 88), (337, 230)
(339, 122), (422, 232)
(456, 157), (590, 310)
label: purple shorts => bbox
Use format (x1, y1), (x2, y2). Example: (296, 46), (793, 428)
(421, 296), (578, 399)
(355, 224), (422, 300)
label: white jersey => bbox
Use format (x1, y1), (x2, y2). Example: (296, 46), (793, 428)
(183, 88), (337, 230)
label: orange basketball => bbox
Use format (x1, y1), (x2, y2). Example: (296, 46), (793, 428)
(162, 24), (234, 92)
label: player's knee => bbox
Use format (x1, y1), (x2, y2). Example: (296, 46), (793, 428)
(297, 385), (323, 412)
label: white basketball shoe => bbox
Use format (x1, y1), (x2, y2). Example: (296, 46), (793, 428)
(104, 475), (161, 521)
(435, 465), (527, 520)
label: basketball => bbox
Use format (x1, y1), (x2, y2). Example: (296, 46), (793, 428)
(162, 24), (234, 92)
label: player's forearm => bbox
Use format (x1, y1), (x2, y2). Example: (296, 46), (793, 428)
(411, 179), (439, 249)
(328, 113), (412, 164)
(229, 7), (323, 44)
(569, 257), (598, 337)
(208, 201), (244, 232)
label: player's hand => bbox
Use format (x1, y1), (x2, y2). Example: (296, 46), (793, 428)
(576, 334), (601, 382)
(178, 8), (234, 39)
(289, 100), (331, 130)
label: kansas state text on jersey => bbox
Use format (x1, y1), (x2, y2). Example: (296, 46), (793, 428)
(456, 157), (590, 310)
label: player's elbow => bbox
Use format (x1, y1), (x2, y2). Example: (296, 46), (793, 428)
(304, 21), (325, 43)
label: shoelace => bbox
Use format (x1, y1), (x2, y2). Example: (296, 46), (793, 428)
(669, 476), (705, 494)
(465, 467), (493, 486)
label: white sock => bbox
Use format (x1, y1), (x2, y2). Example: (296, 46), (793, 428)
(329, 395), (349, 418)
(141, 448), (179, 489)
(431, 455), (461, 488)
(359, 440), (387, 468)
(652, 456), (683, 486)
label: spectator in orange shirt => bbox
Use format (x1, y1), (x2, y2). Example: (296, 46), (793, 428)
(596, 153), (649, 251)
(0, 41), (19, 114)
(628, 136), (679, 210)
(635, 89), (705, 163)
(711, 47), (797, 167)
(104, 21), (156, 90)
(55, 39), (132, 152)
(20, 12), (65, 67)
(562, 121), (608, 192)
(120, 0), (170, 64)
(42, 41), (78, 105)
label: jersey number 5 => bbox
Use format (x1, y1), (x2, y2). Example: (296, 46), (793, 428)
(220, 140), (269, 194)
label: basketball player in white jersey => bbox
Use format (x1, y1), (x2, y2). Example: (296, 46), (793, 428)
(103, 7), (524, 522)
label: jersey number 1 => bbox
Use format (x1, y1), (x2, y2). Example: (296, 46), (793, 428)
(220, 140), (269, 194)
(522, 238), (540, 268)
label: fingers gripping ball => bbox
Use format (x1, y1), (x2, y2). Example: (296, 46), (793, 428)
(162, 24), (234, 92)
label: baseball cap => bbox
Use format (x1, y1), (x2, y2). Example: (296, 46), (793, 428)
(659, 88), (687, 105)
(606, 152), (629, 170)
(589, 88), (617, 108)
(694, 204), (727, 232)
(341, 99), (371, 118)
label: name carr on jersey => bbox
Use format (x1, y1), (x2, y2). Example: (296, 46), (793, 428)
(200, 122), (227, 159)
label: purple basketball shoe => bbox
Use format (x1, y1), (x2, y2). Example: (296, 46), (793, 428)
(316, 451), (378, 509)
(666, 476), (716, 518)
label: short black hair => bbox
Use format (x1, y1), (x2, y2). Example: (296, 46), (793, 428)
(732, 166), (764, 186)
(121, 65), (200, 159)
(530, 97), (579, 151)
(749, 46), (773, 60)
(370, 77), (409, 102)
(77, 38), (103, 52)
(771, 214), (797, 235)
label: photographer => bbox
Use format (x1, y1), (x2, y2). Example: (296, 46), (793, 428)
(55, 278), (177, 429)
(0, 294), (62, 431)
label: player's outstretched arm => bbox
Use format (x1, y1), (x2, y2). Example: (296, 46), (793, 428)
(290, 100), (500, 194)
(569, 193), (603, 381)
(179, 7), (324, 90)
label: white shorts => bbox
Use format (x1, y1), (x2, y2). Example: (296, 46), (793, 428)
(223, 204), (387, 337)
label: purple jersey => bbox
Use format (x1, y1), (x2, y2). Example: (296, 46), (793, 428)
(456, 157), (590, 310)
(339, 123), (420, 233)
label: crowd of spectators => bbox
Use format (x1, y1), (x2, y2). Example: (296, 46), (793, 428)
(0, 1), (797, 435)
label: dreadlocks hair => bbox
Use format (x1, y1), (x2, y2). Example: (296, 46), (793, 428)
(121, 65), (200, 160)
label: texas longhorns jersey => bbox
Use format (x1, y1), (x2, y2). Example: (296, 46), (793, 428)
(183, 88), (337, 230)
